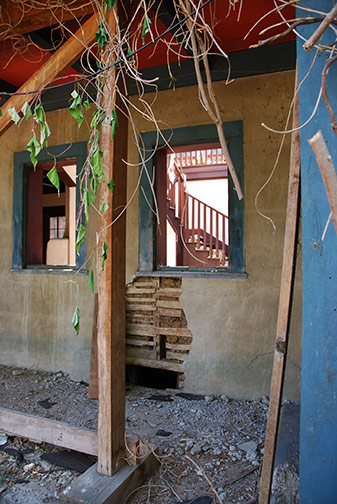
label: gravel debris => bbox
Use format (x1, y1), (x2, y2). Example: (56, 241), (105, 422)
(0, 365), (268, 503)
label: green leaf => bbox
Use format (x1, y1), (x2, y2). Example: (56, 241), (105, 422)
(83, 100), (90, 111)
(69, 90), (84, 128)
(26, 136), (41, 169)
(104, 0), (116, 10)
(21, 101), (32, 120)
(8, 107), (20, 125)
(72, 307), (80, 335)
(84, 190), (95, 220)
(110, 108), (118, 142)
(0, 109), (2, 117)
(75, 224), (86, 254)
(91, 148), (104, 179)
(40, 120), (51, 147)
(90, 173), (98, 196)
(101, 241), (108, 271)
(46, 164), (60, 192)
(100, 200), (109, 214)
(88, 270), (94, 295)
(34, 104), (44, 122)
(142, 14), (152, 44)
(107, 177), (114, 193)
(96, 23), (109, 49)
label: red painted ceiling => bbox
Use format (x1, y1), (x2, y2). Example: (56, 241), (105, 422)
(0, 0), (295, 89)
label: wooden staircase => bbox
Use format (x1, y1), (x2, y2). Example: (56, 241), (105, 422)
(165, 162), (229, 268)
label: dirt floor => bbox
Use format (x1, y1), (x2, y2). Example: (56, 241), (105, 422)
(0, 365), (270, 503)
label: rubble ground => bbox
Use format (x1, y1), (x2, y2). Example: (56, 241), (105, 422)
(0, 365), (269, 503)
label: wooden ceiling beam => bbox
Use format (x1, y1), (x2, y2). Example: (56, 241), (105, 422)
(0, 14), (98, 137)
(0, 0), (94, 37)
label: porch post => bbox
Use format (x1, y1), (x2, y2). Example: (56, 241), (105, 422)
(97, 3), (129, 476)
(297, 2), (337, 502)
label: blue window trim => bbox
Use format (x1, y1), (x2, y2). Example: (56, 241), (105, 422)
(139, 122), (245, 275)
(12, 141), (87, 272)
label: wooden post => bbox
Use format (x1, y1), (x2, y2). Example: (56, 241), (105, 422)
(96, 6), (129, 476)
(258, 91), (300, 504)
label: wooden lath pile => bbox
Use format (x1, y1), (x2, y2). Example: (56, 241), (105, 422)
(126, 277), (193, 388)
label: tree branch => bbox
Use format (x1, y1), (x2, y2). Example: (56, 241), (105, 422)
(303, 4), (337, 51)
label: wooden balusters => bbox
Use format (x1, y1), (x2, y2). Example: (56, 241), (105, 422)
(216, 212), (219, 257)
(197, 201), (201, 247)
(209, 208), (213, 256)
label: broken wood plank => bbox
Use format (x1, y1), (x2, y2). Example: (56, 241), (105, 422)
(258, 90), (301, 504)
(157, 288), (182, 296)
(157, 327), (192, 338)
(126, 297), (156, 303)
(166, 352), (187, 361)
(126, 324), (156, 336)
(156, 300), (182, 309)
(166, 343), (191, 351)
(126, 288), (156, 295)
(126, 304), (155, 312)
(157, 307), (182, 317)
(62, 453), (159, 504)
(126, 357), (184, 373)
(0, 407), (98, 456)
(126, 338), (155, 347)
(132, 280), (159, 288)
(308, 130), (337, 235)
(0, 15), (98, 136)
(127, 349), (157, 360)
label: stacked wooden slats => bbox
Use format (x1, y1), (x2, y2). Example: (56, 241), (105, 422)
(126, 277), (192, 387)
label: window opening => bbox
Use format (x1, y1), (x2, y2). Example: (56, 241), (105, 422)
(27, 161), (76, 266)
(157, 143), (229, 268)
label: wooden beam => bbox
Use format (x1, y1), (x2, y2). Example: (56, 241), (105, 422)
(0, 14), (98, 136)
(0, 407), (149, 466)
(96, 4), (130, 476)
(0, 407), (98, 456)
(0, 0), (94, 37)
(258, 91), (301, 504)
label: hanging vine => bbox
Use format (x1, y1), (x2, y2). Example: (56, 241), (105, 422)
(1, 0), (336, 332)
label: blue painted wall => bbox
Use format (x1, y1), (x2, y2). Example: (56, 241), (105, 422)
(297, 2), (337, 502)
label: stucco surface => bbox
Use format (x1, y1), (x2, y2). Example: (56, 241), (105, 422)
(0, 70), (302, 399)
(127, 69), (301, 401)
(0, 109), (96, 381)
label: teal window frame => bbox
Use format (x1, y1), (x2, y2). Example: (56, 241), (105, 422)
(12, 141), (87, 272)
(139, 122), (245, 276)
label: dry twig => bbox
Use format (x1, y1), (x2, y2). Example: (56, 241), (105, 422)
(308, 130), (337, 236)
(303, 3), (337, 51)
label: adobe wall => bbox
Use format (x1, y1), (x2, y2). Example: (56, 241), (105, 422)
(0, 68), (301, 400)
(0, 108), (96, 381)
(126, 69), (301, 401)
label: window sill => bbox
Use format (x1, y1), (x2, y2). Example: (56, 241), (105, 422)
(11, 267), (87, 275)
(137, 268), (248, 279)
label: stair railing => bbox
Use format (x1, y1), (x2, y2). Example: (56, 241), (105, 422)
(183, 193), (229, 262)
(166, 159), (229, 264)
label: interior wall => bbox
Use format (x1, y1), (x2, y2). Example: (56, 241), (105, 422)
(0, 108), (97, 381)
(126, 69), (302, 401)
